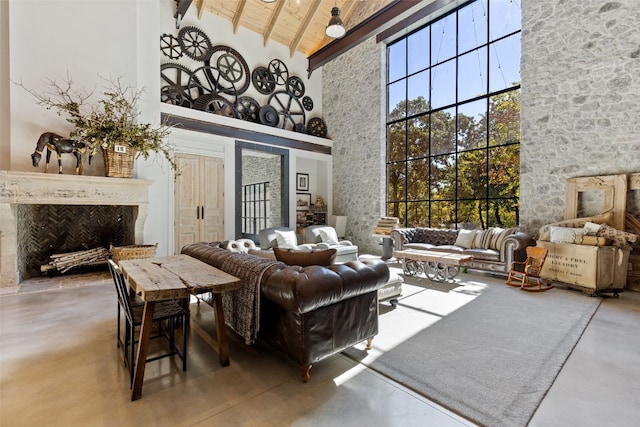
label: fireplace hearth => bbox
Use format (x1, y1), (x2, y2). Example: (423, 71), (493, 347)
(0, 171), (152, 287)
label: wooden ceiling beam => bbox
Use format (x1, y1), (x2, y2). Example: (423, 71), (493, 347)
(196, 0), (207, 20)
(263, 0), (286, 47)
(308, 0), (455, 75)
(232, 0), (247, 35)
(289, 0), (322, 57)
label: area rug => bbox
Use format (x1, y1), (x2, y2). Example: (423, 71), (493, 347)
(343, 271), (601, 427)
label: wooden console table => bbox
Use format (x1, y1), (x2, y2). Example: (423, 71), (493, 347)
(119, 254), (240, 401)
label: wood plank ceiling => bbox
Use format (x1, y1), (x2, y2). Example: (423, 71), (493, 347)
(191, 0), (395, 57)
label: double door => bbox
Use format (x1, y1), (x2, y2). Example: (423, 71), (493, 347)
(174, 154), (224, 254)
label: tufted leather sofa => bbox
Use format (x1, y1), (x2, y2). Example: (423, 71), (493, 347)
(181, 241), (390, 382)
(390, 227), (533, 275)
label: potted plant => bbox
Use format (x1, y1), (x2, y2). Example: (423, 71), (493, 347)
(17, 73), (177, 177)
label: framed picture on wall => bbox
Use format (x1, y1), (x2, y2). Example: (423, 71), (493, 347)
(296, 173), (309, 191)
(296, 193), (311, 210)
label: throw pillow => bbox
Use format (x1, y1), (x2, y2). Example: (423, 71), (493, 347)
(489, 227), (517, 250)
(596, 224), (638, 247)
(274, 230), (298, 248)
(454, 229), (477, 249)
(318, 228), (340, 245)
(273, 248), (337, 266)
(549, 226), (586, 244)
(472, 228), (494, 249)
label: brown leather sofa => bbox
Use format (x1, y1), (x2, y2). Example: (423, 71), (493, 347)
(181, 242), (390, 382)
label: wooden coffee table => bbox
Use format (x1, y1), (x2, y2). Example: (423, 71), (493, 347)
(394, 249), (473, 282)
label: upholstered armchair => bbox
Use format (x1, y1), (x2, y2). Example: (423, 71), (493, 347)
(303, 225), (358, 263)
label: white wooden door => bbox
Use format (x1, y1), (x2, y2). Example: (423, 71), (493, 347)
(174, 154), (224, 254)
(201, 156), (224, 243)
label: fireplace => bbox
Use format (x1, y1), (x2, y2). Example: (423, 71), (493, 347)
(0, 171), (152, 287)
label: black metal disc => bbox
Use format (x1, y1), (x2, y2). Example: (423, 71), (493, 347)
(236, 96), (261, 122)
(160, 34), (183, 59)
(259, 105), (279, 127)
(208, 45), (250, 95)
(302, 96), (313, 111)
(268, 59), (289, 85)
(251, 66), (276, 95)
(177, 26), (213, 61)
(160, 63), (201, 108)
(285, 76), (305, 98)
(193, 94), (238, 118)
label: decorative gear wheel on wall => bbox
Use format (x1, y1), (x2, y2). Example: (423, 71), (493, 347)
(251, 66), (276, 95)
(306, 117), (328, 138)
(177, 26), (213, 61)
(259, 105), (279, 127)
(235, 96), (261, 122)
(268, 59), (289, 86)
(285, 76), (305, 99)
(302, 96), (313, 111)
(160, 63), (202, 108)
(193, 94), (239, 118)
(267, 91), (306, 131)
(160, 34), (183, 59)
(208, 45), (250, 95)
(188, 65), (237, 103)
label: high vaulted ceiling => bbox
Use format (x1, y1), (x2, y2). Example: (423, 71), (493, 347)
(188, 0), (395, 57)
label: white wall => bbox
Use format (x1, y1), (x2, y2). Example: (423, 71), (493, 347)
(5, 0), (329, 257)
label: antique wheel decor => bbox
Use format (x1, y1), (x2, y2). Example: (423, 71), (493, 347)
(259, 105), (279, 127)
(268, 91), (305, 130)
(193, 94), (238, 118)
(160, 34), (183, 59)
(285, 76), (305, 99)
(235, 96), (261, 122)
(188, 65), (237, 104)
(268, 59), (289, 86)
(160, 63), (202, 108)
(402, 260), (422, 276)
(177, 26), (213, 61)
(302, 96), (313, 111)
(208, 45), (250, 95)
(251, 66), (276, 95)
(306, 117), (328, 138)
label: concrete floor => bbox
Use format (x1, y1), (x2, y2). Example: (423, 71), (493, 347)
(1, 264), (639, 427)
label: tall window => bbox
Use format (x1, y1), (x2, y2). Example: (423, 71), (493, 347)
(386, 0), (521, 229)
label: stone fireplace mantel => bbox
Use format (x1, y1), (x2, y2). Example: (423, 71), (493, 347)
(0, 170), (153, 288)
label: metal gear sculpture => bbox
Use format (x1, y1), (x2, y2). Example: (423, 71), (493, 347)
(235, 96), (261, 122)
(160, 63), (202, 108)
(177, 26), (213, 61)
(208, 45), (250, 95)
(268, 59), (289, 86)
(306, 117), (328, 138)
(193, 94), (238, 118)
(160, 34), (183, 60)
(267, 91), (306, 131)
(251, 66), (276, 95)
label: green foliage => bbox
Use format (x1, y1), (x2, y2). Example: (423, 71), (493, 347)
(386, 90), (521, 228)
(16, 73), (177, 173)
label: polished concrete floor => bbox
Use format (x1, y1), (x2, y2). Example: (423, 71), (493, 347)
(1, 262), (639, 427)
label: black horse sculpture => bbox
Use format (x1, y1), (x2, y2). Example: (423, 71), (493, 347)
(31, 132), (90, 174)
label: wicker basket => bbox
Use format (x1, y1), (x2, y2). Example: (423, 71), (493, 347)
(110, 243), (158, 265)
(103, 146), (136, 178)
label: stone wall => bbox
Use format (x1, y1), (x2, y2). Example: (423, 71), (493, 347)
(323, 37), (386, 255)
(520, 0), (640, 234)
(324, 0), (640, 257)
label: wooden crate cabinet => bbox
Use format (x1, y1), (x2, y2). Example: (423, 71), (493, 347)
(537, 241), (630, 293)
(174, 154), (224, 254)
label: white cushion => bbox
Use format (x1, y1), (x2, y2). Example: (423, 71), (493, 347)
(274, 230), (297, 248)
(583, 221), (602, 234)
(549, 226), (586, 244)
(318, 228), (339, 245)
(454, 229), (477, 249)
